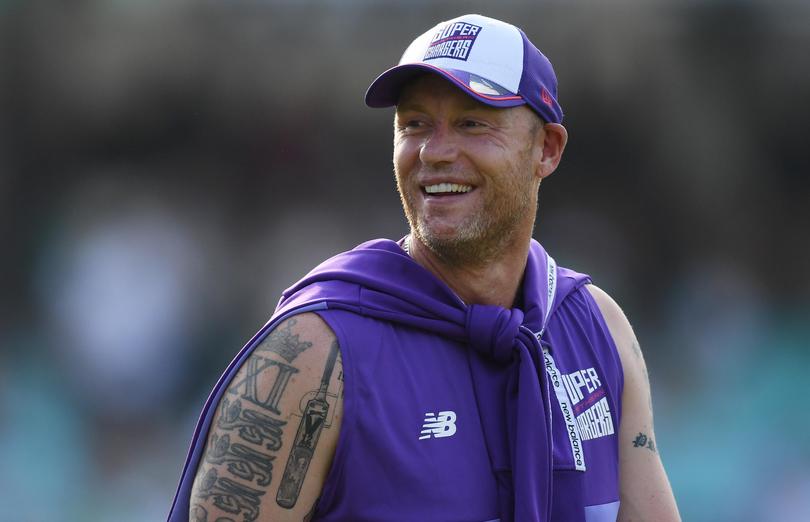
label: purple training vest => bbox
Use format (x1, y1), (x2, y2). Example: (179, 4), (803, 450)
(168, 238), (622, 522)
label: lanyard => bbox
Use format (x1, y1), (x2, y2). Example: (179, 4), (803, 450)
(536, 255), (586, 471)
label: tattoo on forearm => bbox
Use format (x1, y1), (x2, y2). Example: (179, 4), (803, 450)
(276, 340), (341, 509)
(632, 432), (657, 453)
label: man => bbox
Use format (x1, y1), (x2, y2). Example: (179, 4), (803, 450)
(169, 14), (680, 522)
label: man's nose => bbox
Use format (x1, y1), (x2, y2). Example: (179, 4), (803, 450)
(419, 124), (459, 166)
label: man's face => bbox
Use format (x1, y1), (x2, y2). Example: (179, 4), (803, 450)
(393, 74), (543, 266)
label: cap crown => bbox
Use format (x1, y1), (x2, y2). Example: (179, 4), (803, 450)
(400, 14), (525, 95)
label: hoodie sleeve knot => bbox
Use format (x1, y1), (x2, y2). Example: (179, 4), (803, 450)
(465, 304), (526, 364)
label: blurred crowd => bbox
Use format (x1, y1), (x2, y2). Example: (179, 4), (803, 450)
(1, 1), (808, 521)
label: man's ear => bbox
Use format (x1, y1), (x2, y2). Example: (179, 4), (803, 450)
(534, 123), (568, 180)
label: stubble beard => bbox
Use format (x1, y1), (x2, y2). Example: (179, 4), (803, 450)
(396, 164), (537, 268)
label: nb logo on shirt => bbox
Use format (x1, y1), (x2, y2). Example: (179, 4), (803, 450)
(419, 411), (457, 440)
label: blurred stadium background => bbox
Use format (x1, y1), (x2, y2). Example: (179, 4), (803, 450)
(1, 1), (809, 520)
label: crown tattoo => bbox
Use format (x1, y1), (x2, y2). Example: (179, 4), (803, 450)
(259, 319), (313, 363)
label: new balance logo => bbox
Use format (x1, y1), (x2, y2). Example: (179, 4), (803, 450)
(419, 411), (457, 440)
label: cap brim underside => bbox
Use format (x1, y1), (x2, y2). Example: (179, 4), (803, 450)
(364, 63), (526, 109)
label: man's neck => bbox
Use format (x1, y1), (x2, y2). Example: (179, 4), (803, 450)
(407, 235), (530, 309)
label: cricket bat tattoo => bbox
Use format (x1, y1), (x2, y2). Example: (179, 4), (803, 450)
(276, 341), (339, 508)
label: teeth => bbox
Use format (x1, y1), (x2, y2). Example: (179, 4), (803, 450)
(424, 183), (472, 194)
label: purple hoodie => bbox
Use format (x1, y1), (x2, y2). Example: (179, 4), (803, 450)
(169, 238), (622, 521)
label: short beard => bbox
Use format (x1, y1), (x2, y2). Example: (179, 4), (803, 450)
(398, 172), (536, 268)
(410, 202), (524, 268)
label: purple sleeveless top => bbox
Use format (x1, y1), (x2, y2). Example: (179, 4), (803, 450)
(168, 239), (622, 522)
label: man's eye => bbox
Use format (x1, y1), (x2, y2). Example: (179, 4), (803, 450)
(461, 120), (484, 128)
(397, 120), (425, 132)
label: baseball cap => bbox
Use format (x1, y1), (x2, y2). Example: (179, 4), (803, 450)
(365, 14), (563, 124)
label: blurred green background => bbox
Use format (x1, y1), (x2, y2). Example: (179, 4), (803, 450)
(1, 1), (808, 520)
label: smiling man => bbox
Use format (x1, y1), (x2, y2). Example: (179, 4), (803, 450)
(169, 14), (680, 522)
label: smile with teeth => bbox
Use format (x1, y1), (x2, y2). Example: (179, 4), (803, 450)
(424, 182), (473, 195)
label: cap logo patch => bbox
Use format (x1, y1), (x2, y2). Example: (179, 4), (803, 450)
(541, 88), (553, 106)
(423, 22), (482, 62)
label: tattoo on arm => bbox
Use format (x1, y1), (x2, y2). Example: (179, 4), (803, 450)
(192, 318), (336, 521)
(224, 318), (315, 416)
(631, 337), (643, 359)
(190, 503), (237, 522)
(632, 339), (649, 385)
(277, 340), (341, 509)
(256, 318), (313, 362)
(204, 433), (275, 486)
(628, 336), (656, 421)
(189, 504), (208, 522)
(632, 432), (657, 453)
(193, 467), (264, 521)
(217, 397), (286, 450)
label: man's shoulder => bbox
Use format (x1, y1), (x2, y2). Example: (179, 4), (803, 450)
(583, 285), (633, 350)
(261, 312), (336, 352)
(582, 284), (644, 384)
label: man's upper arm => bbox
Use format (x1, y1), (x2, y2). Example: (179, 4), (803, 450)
(585, 284), (681, 522)
(189, 312), (343, 522)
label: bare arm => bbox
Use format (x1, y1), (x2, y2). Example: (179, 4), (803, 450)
(586, 285), (681, 522)
(189, 313), (343, 522)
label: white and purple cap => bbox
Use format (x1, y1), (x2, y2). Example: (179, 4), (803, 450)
(365, 14), (563, 124)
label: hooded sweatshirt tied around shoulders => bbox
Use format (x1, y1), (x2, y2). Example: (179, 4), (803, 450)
(169, 238), (623, 522)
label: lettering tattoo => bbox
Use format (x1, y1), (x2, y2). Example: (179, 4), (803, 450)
(277, 340), (341, 509)
(194, 467), (264, 521)
(189, 504), (208, 522)
(632, 432), (657, 453)
(204, 433), (275, 487)
(189, 504), (236, 522)
(217, 397), (286, 450)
